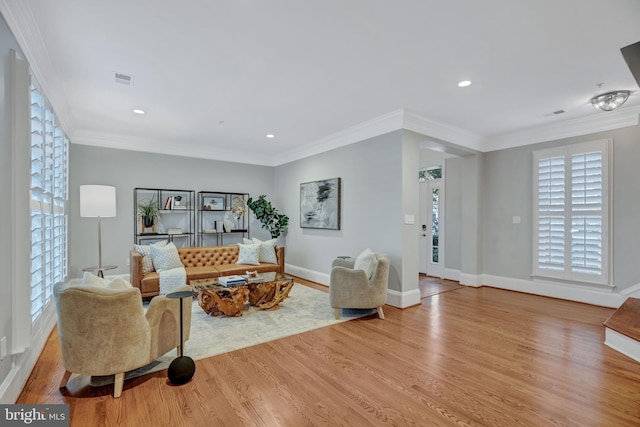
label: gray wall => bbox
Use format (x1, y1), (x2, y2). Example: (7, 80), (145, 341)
(274, 131), (405, 291)
(68, 144), (276, 278)
(480, 124), (640, 291)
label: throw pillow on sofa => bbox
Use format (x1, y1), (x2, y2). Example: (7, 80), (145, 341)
(150, 242), (183, 272)
(134, 240), (168, 275)
(243, 237), (278, 264)
(252, 237), (278, 264)
(236, 242), (260, 265)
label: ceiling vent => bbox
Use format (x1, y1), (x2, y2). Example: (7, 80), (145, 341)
(114, 72), (134, 86)
(552, 110), (565, 115)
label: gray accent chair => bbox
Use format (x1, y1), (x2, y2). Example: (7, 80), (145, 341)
(329, 254), (390, 319)
(53, 282), (192, 398)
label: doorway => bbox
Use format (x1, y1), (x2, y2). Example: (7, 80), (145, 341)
(419, 166), (444, 278)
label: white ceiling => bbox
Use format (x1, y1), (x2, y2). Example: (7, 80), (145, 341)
(2, 0), (640, 165)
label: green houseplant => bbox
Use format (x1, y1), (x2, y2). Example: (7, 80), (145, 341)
(137, 197), (160, 227)
(247, 195), (289, 239)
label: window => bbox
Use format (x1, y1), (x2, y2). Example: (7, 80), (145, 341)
(418, 165), (442, 182)
(30, 78), (69, 325)
(533, 140), (610, 286)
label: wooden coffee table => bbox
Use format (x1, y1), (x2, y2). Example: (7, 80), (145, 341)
(190, 272), (294, 317)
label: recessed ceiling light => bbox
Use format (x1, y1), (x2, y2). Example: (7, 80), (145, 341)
(133, 109), (145, 115)
(458, 80), (472, 87)
(266, 134), (275, 139)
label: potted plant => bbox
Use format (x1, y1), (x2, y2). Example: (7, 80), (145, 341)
(247, 195), (289, 239)
(137, 197), (160, 228)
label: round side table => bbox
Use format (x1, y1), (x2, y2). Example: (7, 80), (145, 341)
(166, 290), (196, 385)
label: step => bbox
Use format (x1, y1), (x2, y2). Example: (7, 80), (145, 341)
(604, 297), (640, 362)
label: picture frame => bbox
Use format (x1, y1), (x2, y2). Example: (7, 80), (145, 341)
(300, 177), (341, 230)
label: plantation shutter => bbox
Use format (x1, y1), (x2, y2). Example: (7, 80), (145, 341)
(30, 80), (68, 324)
(533, 141), (609, 286)
(537, 156), (565, 272)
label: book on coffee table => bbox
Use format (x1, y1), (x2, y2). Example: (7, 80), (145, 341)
(242, 274), (264, 283)
(218, 275), (247, 286)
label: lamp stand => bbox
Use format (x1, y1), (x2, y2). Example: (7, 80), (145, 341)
(97, 216), (104, 278)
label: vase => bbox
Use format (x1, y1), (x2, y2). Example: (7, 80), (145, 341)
(143, 215), (154, 228)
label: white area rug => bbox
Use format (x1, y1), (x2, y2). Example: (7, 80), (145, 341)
(92, 284), (375, 386)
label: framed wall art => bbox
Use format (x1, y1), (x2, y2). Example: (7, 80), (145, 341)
(300, 177), (341, 230)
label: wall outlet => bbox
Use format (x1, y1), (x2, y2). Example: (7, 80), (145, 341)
(0, 336), (7, 361)
(126, 257), (130, 266)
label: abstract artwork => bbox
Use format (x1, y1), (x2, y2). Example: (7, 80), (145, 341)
(300, 177), (341, 230)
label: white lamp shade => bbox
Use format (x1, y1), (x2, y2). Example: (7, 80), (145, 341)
(80, 185), (117, 217)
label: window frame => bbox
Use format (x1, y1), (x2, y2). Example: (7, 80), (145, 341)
(532, 139), (612, 287)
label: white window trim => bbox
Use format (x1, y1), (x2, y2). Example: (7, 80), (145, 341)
(11, 49), (33, 354)
(532, 138), (613, 288)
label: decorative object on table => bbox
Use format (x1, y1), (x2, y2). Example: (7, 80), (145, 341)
(300, 177), (341, 230)
(218, 275), (247, 286)
(137, 196), (160, 233)
(80, 185), (117, 278)
(166, 289), (196, 385)
(209, 197), (225, 210)
(246, 195), (289, 238)
(231, 195), (247, 228)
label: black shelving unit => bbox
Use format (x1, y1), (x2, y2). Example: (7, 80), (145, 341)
(197, 191), (249, 246)
(134, 188), (195, 247)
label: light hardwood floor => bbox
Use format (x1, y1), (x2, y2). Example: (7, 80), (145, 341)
(17, 278), (640, 426)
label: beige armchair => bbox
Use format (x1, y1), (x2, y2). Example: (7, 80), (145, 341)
(330, 253), (390, 320)
(53, 281), (192, 398)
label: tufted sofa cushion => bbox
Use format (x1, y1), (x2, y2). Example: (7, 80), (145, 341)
(130, 244), (285, 298)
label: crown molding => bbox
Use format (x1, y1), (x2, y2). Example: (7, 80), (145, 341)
(402, 109), (485, 151)
(484, 105), (640, 152)
(70, 130), (275, 166)
(0, 0), (75, 132)
(273, 109), (405, 166)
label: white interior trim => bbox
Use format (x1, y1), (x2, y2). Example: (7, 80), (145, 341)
(481, 274), (624, 308)
(10, 50), (31, 354)
(604, 328), (640, 363)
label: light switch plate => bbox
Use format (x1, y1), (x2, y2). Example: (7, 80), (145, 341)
(404, 214), (415, 225)
(512, 216), (521, 224)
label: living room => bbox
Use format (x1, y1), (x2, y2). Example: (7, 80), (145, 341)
(2, 1), (640, 424)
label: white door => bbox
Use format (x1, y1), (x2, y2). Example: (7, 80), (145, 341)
(422, 181), (443, 277)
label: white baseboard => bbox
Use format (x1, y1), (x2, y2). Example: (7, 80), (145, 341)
(443, 268), (460, 282)
(285, 263), (330, 286)
(387, 288), (421, 308)
(605, 328), (640, 363)
(0, 303), (56, 403)
(481, 274), (624, 308)
(620, 283), (640, 298)
(459, 273), (481, 287)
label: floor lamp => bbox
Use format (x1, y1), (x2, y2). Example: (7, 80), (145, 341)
(80, 185), (117, 278)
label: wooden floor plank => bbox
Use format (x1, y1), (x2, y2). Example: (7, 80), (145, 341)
(16, 278), (640, 426)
